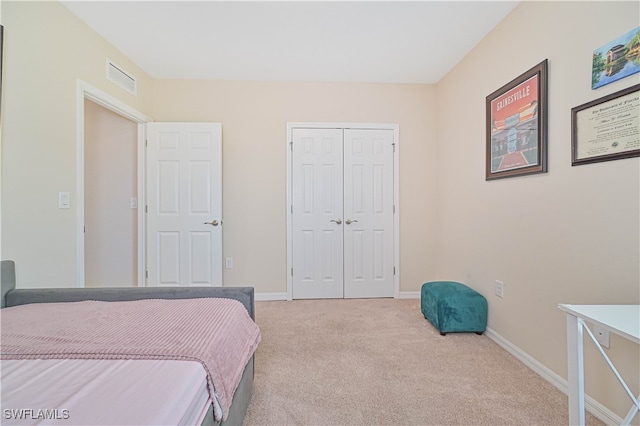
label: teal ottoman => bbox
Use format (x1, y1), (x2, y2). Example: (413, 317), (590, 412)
(421, 281), (487, 335)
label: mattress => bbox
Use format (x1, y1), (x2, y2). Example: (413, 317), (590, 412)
(1, 358), (211, 425)
(1, 298), (261, 421)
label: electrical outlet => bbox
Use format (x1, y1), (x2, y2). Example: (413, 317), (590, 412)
(495, 280), (504, 298)
(225, 257), (233, 269)
(593, 324), (610, 349)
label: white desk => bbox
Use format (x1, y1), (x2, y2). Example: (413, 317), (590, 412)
(558, 304), (640, 426)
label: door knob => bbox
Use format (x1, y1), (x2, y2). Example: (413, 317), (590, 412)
(204, 220), (219, 227)
(345, 219), (358, 225)
(330, 219), (343, 225)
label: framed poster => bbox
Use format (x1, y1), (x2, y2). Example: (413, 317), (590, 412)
(572, 84), (640, 166)
(486, 60), (548, 180)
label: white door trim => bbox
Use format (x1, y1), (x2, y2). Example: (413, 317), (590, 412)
(286, 122), (400, 300)
(76, 80), (152, 288)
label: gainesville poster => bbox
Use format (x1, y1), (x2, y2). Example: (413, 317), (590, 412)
(490, 75), (539, 173)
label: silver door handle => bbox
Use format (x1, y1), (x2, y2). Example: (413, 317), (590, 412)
(330, 219), (342, 225)
(345, 219), (358, 225)
(204, 220), (219, 227)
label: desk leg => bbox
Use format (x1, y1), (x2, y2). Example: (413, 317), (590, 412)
(566, 313), (585, 426)
(622, 394), (639, 426)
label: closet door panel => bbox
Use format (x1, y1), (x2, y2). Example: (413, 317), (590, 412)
(291, 128), (344, 299)
(343, 129), (395, 298)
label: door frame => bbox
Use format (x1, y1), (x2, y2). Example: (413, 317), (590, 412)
(76, 80), (152, 287)
(285, 122), (400, 300)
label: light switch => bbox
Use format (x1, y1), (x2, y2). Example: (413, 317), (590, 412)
(130, 197), (138, 209)
(59, 192), (70, 209)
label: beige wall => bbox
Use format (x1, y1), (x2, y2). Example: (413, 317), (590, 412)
(153, 80), (438, 293)
(84, 100), (138, 287)
(1, 1), (153, 287)
(1, 0), (638, 420)
(436, 1), (639, 419)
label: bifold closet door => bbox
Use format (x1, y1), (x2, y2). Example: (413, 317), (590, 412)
(291, 127), (395, 299)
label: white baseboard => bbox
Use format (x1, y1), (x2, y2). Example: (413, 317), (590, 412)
(485, 327), (623, 426)
(397, 291), (420, 299)
(255, 292), (288, 301)
(256, 292), (422, 301)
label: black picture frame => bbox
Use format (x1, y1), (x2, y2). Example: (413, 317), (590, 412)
(486, 60), (548, 180)
(571, 84), (640, 166)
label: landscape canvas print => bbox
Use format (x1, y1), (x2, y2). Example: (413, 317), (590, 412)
(592, 26), (640, 89)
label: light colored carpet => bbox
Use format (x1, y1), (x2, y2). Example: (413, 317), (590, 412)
(243, 298), (604, 426)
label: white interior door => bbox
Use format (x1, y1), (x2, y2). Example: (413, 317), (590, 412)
(291, 127), (395, 299)
(146, 122), (222, 287)
(292, 128), (344, 299)
(343, 129), (395, 298)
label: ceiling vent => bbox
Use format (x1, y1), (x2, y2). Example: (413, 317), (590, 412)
(106, 58), (137, 95)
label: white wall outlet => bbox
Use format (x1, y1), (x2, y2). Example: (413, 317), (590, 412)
(225, 257), (233, 269)
(130, 197), (138, 209)
(593, 324), (610, 349)
(495, 280), (504, 298)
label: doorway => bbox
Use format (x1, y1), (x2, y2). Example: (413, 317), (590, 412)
(76, 81), (151, 287)
(77, 83), (223, 288)
(84, 100), (138, 287)
(286, 123), (400, 300)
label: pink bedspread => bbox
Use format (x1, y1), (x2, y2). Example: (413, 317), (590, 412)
(0, 298), (261, 421)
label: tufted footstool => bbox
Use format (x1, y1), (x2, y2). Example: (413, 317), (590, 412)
(421, 281), (487, 336)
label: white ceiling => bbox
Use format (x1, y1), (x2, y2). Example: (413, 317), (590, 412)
(61, 1), (519, 84)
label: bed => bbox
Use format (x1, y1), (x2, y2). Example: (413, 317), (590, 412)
(0, 260), (260, 426)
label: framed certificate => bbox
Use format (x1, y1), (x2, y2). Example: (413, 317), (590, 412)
(572, 84), (640, 166)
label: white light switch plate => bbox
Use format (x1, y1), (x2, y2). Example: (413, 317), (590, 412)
(59, 192), (70, 209)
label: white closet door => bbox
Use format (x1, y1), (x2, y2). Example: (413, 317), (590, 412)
(146, 122), (222, 287)
(291, 128), (344, 299)
(343, 129), (395, 298)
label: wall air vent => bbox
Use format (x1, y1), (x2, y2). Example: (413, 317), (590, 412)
(106, 58), (137, 95)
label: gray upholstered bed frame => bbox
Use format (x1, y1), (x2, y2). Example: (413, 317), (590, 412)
(0, 260), (255, 426)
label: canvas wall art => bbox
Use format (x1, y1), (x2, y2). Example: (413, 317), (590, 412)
(592, 26), (640, 89)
